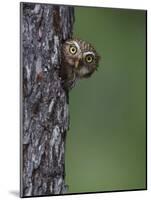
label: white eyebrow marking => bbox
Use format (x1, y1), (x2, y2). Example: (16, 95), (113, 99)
(83, 51), (95, 56)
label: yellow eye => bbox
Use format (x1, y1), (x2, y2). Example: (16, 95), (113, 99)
(69, 46), (77, 54)
(85, 55), (94, 63)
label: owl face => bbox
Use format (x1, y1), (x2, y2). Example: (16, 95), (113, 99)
(62, 39), (100, 78)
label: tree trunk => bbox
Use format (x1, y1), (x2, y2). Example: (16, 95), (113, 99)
(20, 3), (74, 197)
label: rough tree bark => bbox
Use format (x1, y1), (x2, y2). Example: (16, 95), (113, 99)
(20, 3), (74, 197)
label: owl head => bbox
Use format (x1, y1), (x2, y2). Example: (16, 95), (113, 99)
(62, 38), (100, 78)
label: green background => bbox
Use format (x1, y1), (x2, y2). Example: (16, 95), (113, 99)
(65, 6), (146, 193)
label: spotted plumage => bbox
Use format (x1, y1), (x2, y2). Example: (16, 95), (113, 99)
(60, 38), (100, 90)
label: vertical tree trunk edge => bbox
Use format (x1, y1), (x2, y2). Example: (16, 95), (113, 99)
(20, 3), (74, 197)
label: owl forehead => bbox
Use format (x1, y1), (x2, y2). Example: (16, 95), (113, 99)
(66, 39), (95, 53)
(78, 40), (94, 52)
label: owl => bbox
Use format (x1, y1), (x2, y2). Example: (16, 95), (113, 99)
(60, 38), (100, 90)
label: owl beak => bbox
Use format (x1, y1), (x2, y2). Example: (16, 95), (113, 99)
(74, 56), (82, 68)
(75, 60), (79, 68)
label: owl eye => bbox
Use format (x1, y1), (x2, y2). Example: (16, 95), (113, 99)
(69, 46), (77, 54)
(85, 54), (94, 63)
